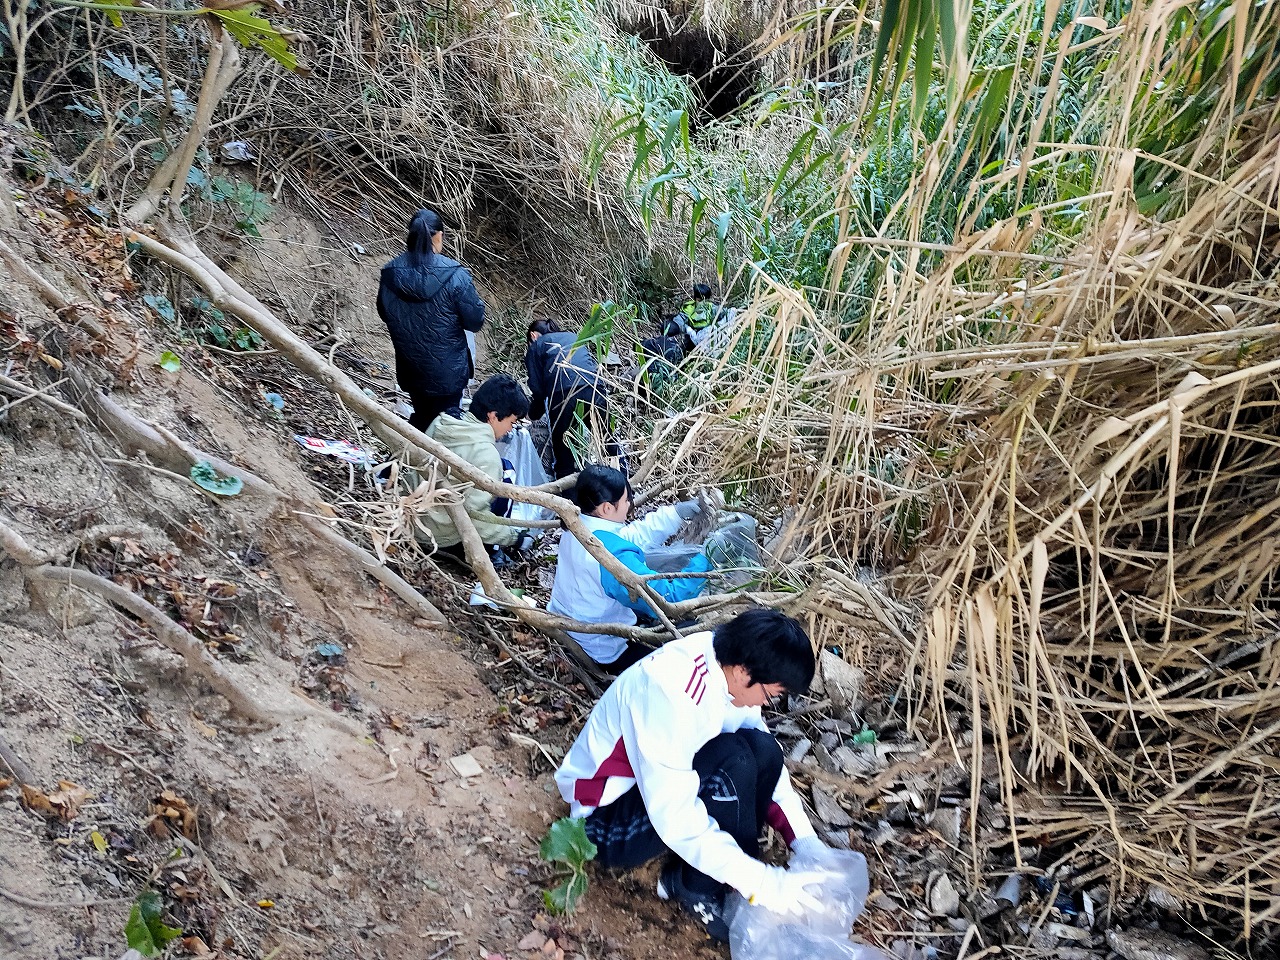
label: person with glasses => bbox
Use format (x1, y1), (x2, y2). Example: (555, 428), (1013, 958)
(554, 608), (837, 942)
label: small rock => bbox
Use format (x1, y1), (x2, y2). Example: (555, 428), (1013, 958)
(771, 718), (805, 738)
(1105, 929), (1209, 960)
(927, 872), (960, 917)
(820, 651), (864, 717)
(811, 784), (856, 827)
(813, 743), (840, 774)
(926, 806), (963, 845)
(448, 753), (484, 778)
(787, 738), (812, 763)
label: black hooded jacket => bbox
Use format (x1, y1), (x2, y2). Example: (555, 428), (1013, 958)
(377, 251), (486, 396)
(524, 332), (602, 419)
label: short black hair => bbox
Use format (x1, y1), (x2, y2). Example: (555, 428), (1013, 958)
(574, 463), (631, 515)
(692, 283), (713, 300)
(471, 374), (529, 422)
(527, 318), (563, 342)
(712, 608), (814, 694)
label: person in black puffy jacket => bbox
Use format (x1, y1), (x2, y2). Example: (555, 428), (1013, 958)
(377, 209), (487, 430)
(525, 319), (610, 479)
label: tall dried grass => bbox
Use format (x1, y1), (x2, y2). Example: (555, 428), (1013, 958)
(621, 0), (1280, 938)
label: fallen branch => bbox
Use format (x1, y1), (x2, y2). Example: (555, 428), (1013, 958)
(73, 376), (448, 625)
(0, 730), (38, 786)
(0, 374), (87, 420)
(0, 518), (353, 730)
(124, 226), (696, 630)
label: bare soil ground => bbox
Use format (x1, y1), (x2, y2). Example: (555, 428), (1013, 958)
(0, 183), (735, 960)
(3, 165), (1210, 960)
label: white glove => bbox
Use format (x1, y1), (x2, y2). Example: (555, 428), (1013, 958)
(514, 531), (538, 552)
(790, 835), (836, 866)
(746, 865), (832, 917)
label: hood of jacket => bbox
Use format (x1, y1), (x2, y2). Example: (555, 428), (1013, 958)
(381, 253), (462, 303)
(427, 409), (495, 461)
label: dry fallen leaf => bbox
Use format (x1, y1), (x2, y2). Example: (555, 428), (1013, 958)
(516, 932), (546, 951)
(22, 780), (93, 820)
(0, 777), (12, 791)
(190, 714), (218, 739)
(181, 935), (213, 957)
(152, 790), (198, 839)
(257, 899), (275, 909)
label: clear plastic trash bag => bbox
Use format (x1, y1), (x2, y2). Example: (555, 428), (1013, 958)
(496, 426), (554, 525)
(726, 849), (890, 960)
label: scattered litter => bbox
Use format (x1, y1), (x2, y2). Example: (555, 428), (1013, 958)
(1105, 928), (1209, 960)
(221, 140), (255, 162)
(189, 461), (244, 496)
(448, 753), (483, 778)
(469, 582), (500, 610)
(158, 350), (182, 372)
(349, 242), (367, 256)
(993, 873), (1022, 907)
(263, 391), (284, 412)
(293, 435), (376, 466)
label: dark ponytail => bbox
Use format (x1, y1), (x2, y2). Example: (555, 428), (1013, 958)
(406, 209), (444, 266)
(574, 464), (631, 515)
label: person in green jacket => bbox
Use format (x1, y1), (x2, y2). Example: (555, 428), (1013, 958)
(417, 375), (533, 552)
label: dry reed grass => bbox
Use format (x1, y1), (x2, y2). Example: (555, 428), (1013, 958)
(608, 3), (1280, 940)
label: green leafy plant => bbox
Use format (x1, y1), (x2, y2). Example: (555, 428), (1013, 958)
(538, 817), (596, 915)
(157, 350), (182, 372)
(124, 889), (182, 957)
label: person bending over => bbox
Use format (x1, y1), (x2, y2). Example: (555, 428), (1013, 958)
(554, 608), (835, 942)
(548, 464), (712, 672)
(416, 375), (533, 553)
(377, 209), (486, 430)
(525, 319), (609, 480)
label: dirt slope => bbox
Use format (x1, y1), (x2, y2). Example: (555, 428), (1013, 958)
(0, 177), (719, 960)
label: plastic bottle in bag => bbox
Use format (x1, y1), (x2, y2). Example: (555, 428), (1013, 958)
(726, 849), (891, 960)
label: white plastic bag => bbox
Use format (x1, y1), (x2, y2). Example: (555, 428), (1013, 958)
(496, 426), (554, 525)
(727, 849), (890, 960)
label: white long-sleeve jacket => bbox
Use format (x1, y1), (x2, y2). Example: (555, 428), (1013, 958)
(547, 505), (684, 663)
(553, 632), (816, 899)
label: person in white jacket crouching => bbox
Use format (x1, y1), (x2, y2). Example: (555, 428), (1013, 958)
(553, 608), (836, 942)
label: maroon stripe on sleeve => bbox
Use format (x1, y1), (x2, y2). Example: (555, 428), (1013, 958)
(572, 738), (633, 807)
(766, 801), (797, 845)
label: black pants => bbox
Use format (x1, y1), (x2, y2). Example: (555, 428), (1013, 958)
(583, 729), (783, 898)
(548, 388), (598, 480)
(407, 389), (463, 432)
(600, 640), (654, 675)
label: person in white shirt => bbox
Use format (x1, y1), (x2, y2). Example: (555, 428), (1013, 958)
(553, 608), (835, 941)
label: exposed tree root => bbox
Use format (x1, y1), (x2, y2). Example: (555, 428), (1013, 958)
(1, 518), (359, 732)
(0, 731), (38, 787)
(72, 375), (447, 625)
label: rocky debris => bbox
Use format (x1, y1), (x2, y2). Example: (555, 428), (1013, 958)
(811, 784), (857, 827)
(820, 651), (864, 719)
(926, 872), (960, 917)
(1105, 928), (1210, 960)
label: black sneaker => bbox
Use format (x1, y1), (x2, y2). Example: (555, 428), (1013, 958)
(656, 860), (729, 943)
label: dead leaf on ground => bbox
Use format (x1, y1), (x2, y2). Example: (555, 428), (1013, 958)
(181, 935), (213, 957)
(0, 777), (11, 791)
(517, 932), (547, 951)
(21, 780), (93, 820)
(152, 789), (199, 839)
(190, 714), (218, 739)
